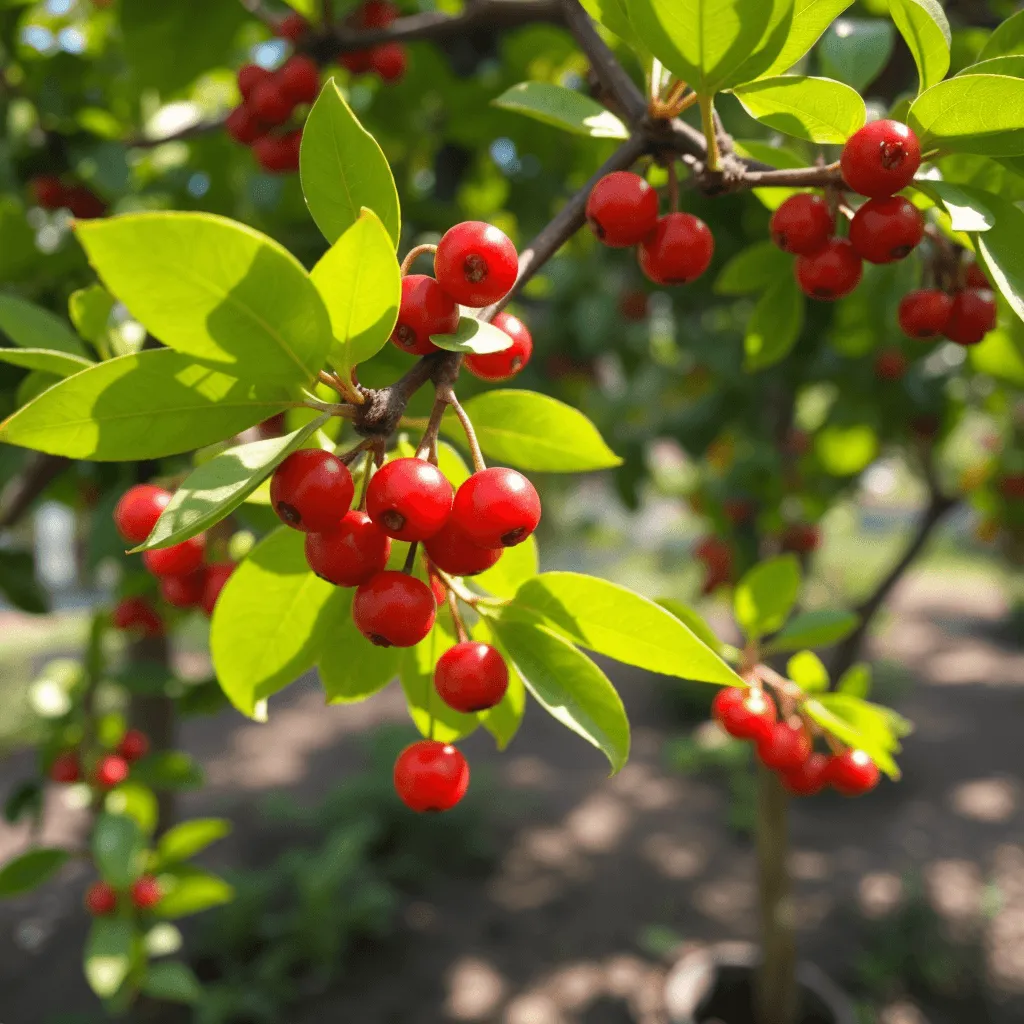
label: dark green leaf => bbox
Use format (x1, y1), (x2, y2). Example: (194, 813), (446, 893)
(318, 589), (401, 704)
(493, 82), (628, 138)
(0, 848), (69, 897)
(142, 961), (202, 1004)
(972, 197), (1024, 324)
(0, 549), (49, 614)
(0, 293), (88, 356)
(130, 752), (204, 791)
(744, 273), (804, 370)
(92, 814), (145, 888)
(818, 18), (894, 92)
(978, 9), (1024, 61)
(715, 241), (792, 295)
(765, 608), (858, 653)
(733, 556), (801, 640)
(889, 0), (950, 93)
(4, 780), (43, 825)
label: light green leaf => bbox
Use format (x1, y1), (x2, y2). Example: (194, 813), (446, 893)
(815, 423), (878, 476)
(493, 82), (629, 139)
(818, 18), (894, 92)
(970, 322), (1024, 385)
(715, 241), (792, 295)
(956, 56), (1024, 80)
(734, 556), (801, 641)
(766, 609), (858, 653)
(156, 819), (232, 866)
(837, 662), (872, 698)
(579, 0), (647, 51)
(475, 534), (538, 598)
(281, 0), (317, 14)
(914, 180), (998, 232)
(889, 0), (950, 94)
(731, 75), (866, 143)
(143, 961), (202, 1004)
(69, 284), (115, 352)
(92, 813), (145, 888)
(0, 348), (94, 377)
(300, 79), (401, 248)
(972, 197), (1024, 325)
(453, 390), (621, 472)
(133, 415), (328, 552)
(0, 293), (88, 356)
(978, 9), (1024, 61)
(318, 589), (402, 704)
(759, 0), (855, 78)
(909, 75), (1024, 155)
(723, 0), (796, 89)
(85, 918), (135, 999)
(805, 694), (906, 779)
(311, 208), (400, 375)
(0, 848), (70, 897)
(786, 650), (830, 692)
(744, 273), (805, 370)
(473, 618), (526, 751)
(155, 866), (234, 919)
(130, 752), (204, 791)
(431, 317), (515, 355)
(0, 350), (291, 461)
(104, 782), (159, 836)
(656, 598), (727, 655)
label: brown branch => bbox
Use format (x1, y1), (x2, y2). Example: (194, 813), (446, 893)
(0, 454), (68, 530)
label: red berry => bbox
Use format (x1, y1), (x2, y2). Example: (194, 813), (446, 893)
(114, 485), (172, 544)
(142, 535), (206, 578)
(282, 129), (303, 169)
(849, 196), (924, 264)
(391, 274), (459, 354)
(353, 571), (437, 647)
(49, 751), (82, 784)
(94, 754), (130, 790)
(159, 569), (207, 609)
(795, 238), (862, 300)
(393, 740), (469, 812)
(237, 63), (272, 101)
(366, 458), (454, 542)
(694, 536), (731, 572)
(434, 642), (509, 713)
(450, 468), (541, 549)
(340, 50), (374, 74)
(117, 729), (150, 763)
(828, 749), (880, 796)
(130, 875), (162, 911)
(585, 171), (660, 248)
(31, 174), (65, 209)
(270, 449), (355, 532)
(423, 519), (502, 577)
(943, 289), (996, 346)
(201, 562), (235, 616)
(464, 311), (533, 381)
(370, 42), (407, 82)
(305, 510), (391, 586)
(781, 523), (820, 555)
(85, 881), (118, 917)
(874, 348), (909, 382)
(253, 133), (293, 172)
(619, 290), (648, 322)
(780, 752), (831, 796)
(278, 55), (319, 105)
(965, 261), (989, 290)
(840, 120), (921, 198)
(251, 81), (294, 126)
(711, 687), (776, 744)
(360, 0), (399, 27)
(769, 193), (834, 255)
(998, 473), (1024, 500)
(911, 414), (940, 440)
(898, 289), (953, 340)
(64, 186), (106, 220)
(434, 221), (519, 308)
(757, 721), (812, 772)
(226, 105), (269, 146)
(638, 213), (714, 285)
(723, 498), (754, 525)
(112, 597), (164, 637)
(275, 12), (307, 41)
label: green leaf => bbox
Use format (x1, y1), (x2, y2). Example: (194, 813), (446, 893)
(733, 556), (801, 641)
(156, 819), (232, 866)
(0, 348), (93, 377)
(805, 694), (906, 779)
(889, 0), (950, 94)
(744, 274), (805, 370)
(656, 598), (727, 655)
(970, 321), (1024, 385)
(0, 293), (88, 356)
(104, 782), (159, 836)
(972, 197), (1024, 325)
(490, 617), (629, 774)
(492, 82), (629, 139)
(0, 848), (69, 897)
(715, 241), (792, 295)
(453, 390), (621, 472)
(69, 284), (115, 351)
(837, 662), (872, 698)
(143, 961), (202, 1005)
(311, 208), (400, 375)
(759, 0), (855, 78)
(818, 18), (894, 92)
(473, 619), (526, 751)
(579, 0), (647, 51)
(732, 139), (809, 209)
(731, 76), (866, 143)
(0, 350), (291, 461)
(76, 213), (332, 386)
(957, 55), (1024, 80)
(909, 75), (1024, 155)
(507, 572), (743, 686)
(765, 608), (858, 653)
(978, 8), (1024, 61)
(211, 528), (339, 716)
(132, 416), (329, 552)
(155, 866), (234, 919)
(92, 813), (145, 888)
(318, 589), (401, 704)
(84, 918), (135, 999)
(815, 423), (878, 476)
(300, 79), (401, 248)
(130, 752), (204, 791)
(786, 650), (830, 692)
(0, 549), (48, 613)
(914, 180), (998, 232)
(724, 0), (797, 89)
(431, 317), (515, 355)
(475, 534), (538, 598)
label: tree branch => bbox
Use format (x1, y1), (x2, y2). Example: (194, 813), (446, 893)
(0, 454), (68, 530)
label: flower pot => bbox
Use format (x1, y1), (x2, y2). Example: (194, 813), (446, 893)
(665, 942), (857, 1024)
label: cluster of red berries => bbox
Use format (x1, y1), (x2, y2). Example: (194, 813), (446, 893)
(712, 687), (880, 797)
(586, 171), (714, 286)
(270, 448), (540, 647)
(694, 536), (733, 595)
(29, 176), (106, 219)
(898, 261), (997, 347)
(84, 875), (162, 917)
(49, 728), (150, 790)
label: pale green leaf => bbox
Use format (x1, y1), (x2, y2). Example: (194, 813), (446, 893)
(734, 556), (801, 640)
(0, 293), (88, 356)
(909, 75), (1024, 155)
(104, 782), (159, 836)
(786, 649), (830, 692)
(155, 866), (234, 919)
(431, 317), (515, 355)
(969, 322), (1024, 385)
(732, 139), (809, 209)
(978, 9), (1024, 61)
(815, 423), (878, 476)
(156, 819), (231, 866)
(69, 284), (115, 351)
(473, 618), (526, 751)
(805, 694), (906, 779)
(579, 0), (647, 51)
(85, 919), (135, 999)
(766, 608), (858, 653)
(722, 0), (796, 89)
(475, 534), (538, 598)
(318, 589), (402, 704)
(889, 0), (950, 94)
(972, 197), (1024, 326)
(731, 75), (866, 144)
(914, 180), (998, 232)
(744, 273), (805, 370)
(0, 848), (69, 897)
(0, 348), (94, 377)
(956, 56), (1024, 80)
(656, 598), (727, 655)
(759, 0), (855, 78)
(837, 662), (872, 698)
(493, 82), (629, 139)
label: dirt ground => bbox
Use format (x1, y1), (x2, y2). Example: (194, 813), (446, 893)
(2, 567), (1023, 1024)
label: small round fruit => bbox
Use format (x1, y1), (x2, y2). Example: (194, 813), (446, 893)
(360, 0), (399, 28)
(65, 187), (106, 220)
(370, 42), (407, 82)
(694, 536), (731, 571)
(270, 449), (355, 532)
(828, 749), (880, 796)
(943, 289), (996, 346)
(638, 213), (714, 285)
(898, 289), (953, 340)
(434, 642), (509, 713)
(49, 751), (82, 784)
(112, 597), (164, 637)
(201, 563), (235, 616)
(251, 81), (294, 126)
(391, 274), (459, 354)
(366, 459), (454, 541)
(143, 535), (206, 578)
(305, 510), (391, 586)
(965, 261), (989, 290)
(340, 49), (373, 74)
(874, 348), (909, 382)
(85, 881), (118, 917)
(278, 55), (319, 105)
(999, 473), (1024, 500)
(275, 12), (307, 41)
(393, 740), (470, 812)
(849, 196), (924, 264)
(781, 523), (820, 555)
(769, 193), (834, 255)
(585, 171), (660, 248)
(226, 105), (268, 146)
(757, 721), (812, 773)
(711, 687), (777, 744)
(159, 569), (207, 609)
(434, 221), (519, 308)
(31, 174), (65, 209)
(94, 754), (130, 789)
(450, 468), (541, 548)
(465, 312), (533, 381)
(114, 485), (172, 544)
(795, 238), (862, 300)
(117, 729), (150, 763)
(353, 571), (437, 647)
(237, 63), (272, 100)
(840, 120), (921, 198)
(780, 752), (831, 796)
(423, 519), (502, 577)
(130, 876), (163, 911)
(254, 132), (299, 173)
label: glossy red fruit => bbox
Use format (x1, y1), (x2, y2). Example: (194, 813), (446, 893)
(370, 42), (407, 82)
(465, 311), (533, 381)
(275, 12), (307, 41)
(65, 187), (107, 220)
(393, 740), (470, 812)
(114, 485), (172, 544)
(49, 751), (82, 784)
(278, 55), (319, 105)
(117, 729), (150, 763)
(874, 348), (909, 382)
(757, 721), (813, 772)
(112, 597), (164, 637)
(840, 120), (921, 198)
(450, 468), (541, 548)
(360, 0), (399, 27)
(271, 449), (355, 532)
(31, 174), (65, 209)
(391, 274), (459, 354)
(226, 105), (268, 146)
(434, 221), (519, 307)
(780, 752), (832, 796)
(849, 196), (924, 264)
(305, 510), (391, 586)
(828, 749), (880, 796)
(769, 193), (834, 255)
(943, 289), (996, 346)
(340, 49), (374, 74)
(353, 571), (437, 647)
(201, 563), (235, 616)
(366, 459), (454, 541)
(638, 213), (714, 285)
(237, 63), (272, 100)
(795, 238), (862, 300)
(142, 535), (206, 578)
(423, 519), (502, 577)
(94, 754), (130, 790)
(253, 132), (297, 173)
(85, 881), (118, 917)
(965, 261), (989, 290)
(585, 171), (660, 247)
(130, 875), (163, 910)
(694, 536), (731, 572)
(781, 523), (820, 555)
(711, 687), (777, 744)
(251, 81), (294, 126)
(434, 642), (509, 713)
(159, 569), (207, 609)
(898, 289), (953, 340)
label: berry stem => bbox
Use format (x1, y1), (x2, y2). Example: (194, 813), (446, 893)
(415, 394), (449, 460)
(299, 397), (357, 418)
(319, 369), (365, 405)
(698, 95), (721, 173)
(444, 390), (486, 473)
(402, 541), (419, 574)
(336, 437), (373, 466)
(447, 589), (470, 644)
(432, 568), (484, 609)
(357, 448), (375, 511)
(400, 243), (439, 277)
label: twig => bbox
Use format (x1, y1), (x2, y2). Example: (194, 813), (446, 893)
(0, 454), (69, 530)
(444, 390), (486, 472)
(415, 394), (449, 459)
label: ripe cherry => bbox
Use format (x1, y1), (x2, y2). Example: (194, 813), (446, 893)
(271, 449), (355, 532)
(85, 881), (118, 917)
(159, 569), (207, 609)
(619, 290), (648, 322)
(112, 597), (164, 637)
(780, 752), (831, 796)
(237, 64), (272, 100)
(465, 312), (533, 381)
(434, 642), (509, 713)
(424, 519), (502, 576)
(943, 289), (996, 346)
(305, 510), (391, 586)
(898, 289), (953, 340)
(114, 484), (172, 544)
(130, 876), (163, 911)
(434, 221), (519, 307)
(391, 274), (459, 354)
(340, 50), (374, 74)
(366, 458), (454, 541)
(94, 754), (130, 790)
(254, 132), (300, 173)
(49, 751), (82, 784)
(278, 55), (319, 105)
(770, 193), (834, 255)
(117, 729), (150, 763)
(142, 535), (206, 578)
(370, 42), (407, 82)
(781, 523), (820, 555)
(201, 562), (235, 616)
(275, 12), (307, 41)
(251, 81), (294, 126)
(795, 238), (862, 300)
(226, 106), (268, 146)
(353, 571), (437, 647)
(638, 213), (714, 285)
(393, 740), (470, 812)
(965, 261), (989, 290)
(585, 171), (660, 247)
(874, 349), (909, 382)
(694, 536), (731, 572)
(828, 749), (880, 796)
(31, 175), (65, 209)
(65, 186), (106, 220)
(450, 468), (541, 548)
(723, 498), (754, 525)
(757, 721), (813, 773)
(360, 0), (399, 27)
(711, 687), (777, 744)
(849, 196), (924, 264)
(840, 120), (921, 198)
